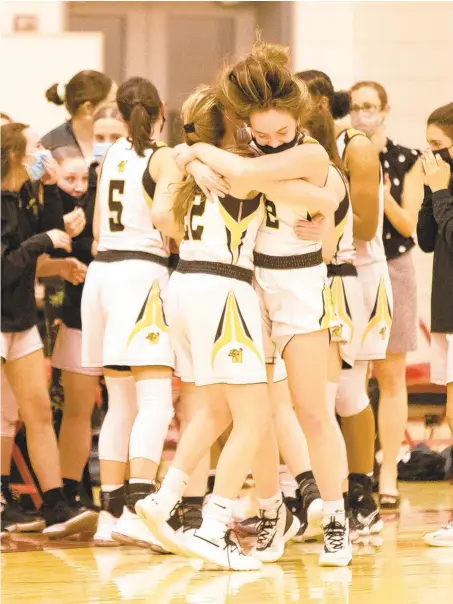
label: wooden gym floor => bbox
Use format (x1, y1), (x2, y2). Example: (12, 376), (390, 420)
(1, 482), (452, 604)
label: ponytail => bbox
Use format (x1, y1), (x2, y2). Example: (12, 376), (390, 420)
(128, 104), (153, 156)
(302, 104), (344, 173)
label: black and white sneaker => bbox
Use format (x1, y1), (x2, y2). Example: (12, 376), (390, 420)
(348, 474), (383, 541)
(185, 528), (262, 571)
(250, 502), (300, 562)
(319, 517), (352, 567)
(0, 496), (45, 533)
(286, 478), (323, 542)
(42, 500), (98, 538)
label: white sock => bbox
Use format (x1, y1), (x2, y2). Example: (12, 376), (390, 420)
(323, 499), (345, 524)
(199, 495), (234, 541)
(258, 492), (283, 515)
(101, 484), (123, 493)
(157, 466), (189, 509)
(129, 478), (154, 485)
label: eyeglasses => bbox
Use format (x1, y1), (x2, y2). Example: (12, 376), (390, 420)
(350, 103), (381, 115)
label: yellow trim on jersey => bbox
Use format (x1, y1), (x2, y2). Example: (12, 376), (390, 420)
(211, 291), (262, 366)
(330, 276), (354, 341)
(345, 128), (366, 139)
(127, 279), (168, 346)
(319, 282), (334, 330)
(218, 202), (262, 264)
(301, 134), (319, 145)
(361, 276), (392, 344)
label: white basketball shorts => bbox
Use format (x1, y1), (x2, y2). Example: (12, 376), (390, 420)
(81, 259), (174, 369)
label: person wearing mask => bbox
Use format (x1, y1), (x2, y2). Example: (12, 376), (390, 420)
(1, 123), (95, 537)
(350, 81), (424, 511)
(418, 102), (453, 548)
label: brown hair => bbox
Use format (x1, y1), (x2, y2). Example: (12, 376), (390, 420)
(302, 104), (343, 173)
(52, 145), (86, 164)
(46, 70), (113, 116)
(116, 77), (162, 157)
(1, 122), (28, 178)
(427, 102), (453, 141)
(296, 70), (350, 120)
(350, 81), (388, 109)
(93, 103), (123, 123)
(173, 86), (226, 227)
(0, 112), (12, 124)
(218, 41), (311, 123)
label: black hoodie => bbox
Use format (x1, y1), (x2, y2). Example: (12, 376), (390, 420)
(417, 178), (453, 333)
(1, 182), (64, 333)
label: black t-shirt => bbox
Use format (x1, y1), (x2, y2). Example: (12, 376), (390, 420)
(380, 139), (420, 261)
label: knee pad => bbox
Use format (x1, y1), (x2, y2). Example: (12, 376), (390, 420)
(1, 373), (18, 437)
(98, 376), (137, 463)
(129, 378), (174, 464)
(336, 361), (370, 418)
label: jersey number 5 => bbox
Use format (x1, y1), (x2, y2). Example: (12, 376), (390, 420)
(108, 180), (125, 232)
(265, 200), (279, 229)
(184, 196), (206, 241)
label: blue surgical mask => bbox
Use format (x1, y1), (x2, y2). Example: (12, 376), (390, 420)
(93, 142), (111, 164)
(24, 149), (51, 181)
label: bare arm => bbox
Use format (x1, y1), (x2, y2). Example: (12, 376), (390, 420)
(150, 147), (185, 242)
(383, 159), (424, 238)
(346, 136), (380, 241)
(259, 178), (338, 216)
(187, 141), (330, 187)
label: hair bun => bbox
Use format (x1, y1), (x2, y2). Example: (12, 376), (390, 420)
(252, 42), (289, 68)
(331, 91), (350, 120)
(45, 83), (65, 106)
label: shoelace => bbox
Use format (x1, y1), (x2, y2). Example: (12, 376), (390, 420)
(442, 519), (453, 530)
(256, 514), (278, 548)
(223, 529), (242, 555)
(324, 517), (347, 552)
(181, 504), (203, 532)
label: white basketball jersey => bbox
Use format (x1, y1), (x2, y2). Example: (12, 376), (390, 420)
(179, 192), (264, 270)
(330, 165), (355, 266)
(336, 129), (386, 266)
(253, 135), (322, 256)
(97, 138), (169, 257)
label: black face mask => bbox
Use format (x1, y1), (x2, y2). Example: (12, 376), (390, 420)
(252, 132), (300, 155)
(58, 187), (85, 214)
(434, 146), (453, 167)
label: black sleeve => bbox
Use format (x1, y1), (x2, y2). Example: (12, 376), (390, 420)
(39, 185), (65, 231)
(432, 189), (453, 253)
(1, 233), (53, 288)
(417, 187), (437, 253)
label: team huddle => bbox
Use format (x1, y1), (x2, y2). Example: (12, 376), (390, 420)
(4, 39), (451, 571)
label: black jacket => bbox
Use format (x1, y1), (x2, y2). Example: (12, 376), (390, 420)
(1, 183), (64, 333)
(417, 180), (453, 333)
(59, 164), (97, 330)
(41, 120), (83, 158)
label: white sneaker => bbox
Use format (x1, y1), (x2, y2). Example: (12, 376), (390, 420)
(93, 511), (121, 547)
(112, 506), (169, 553)
(319, 517), (352, 567)
(250, 503), (300, 563)
(136, 493), (186, 556)
(423, 520), (453, 547)
(185, 528), (262, 571)
(293, 497), (324, 542)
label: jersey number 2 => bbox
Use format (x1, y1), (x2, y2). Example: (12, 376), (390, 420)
(184, 197), (206, 241)
(108, 180), (125, 232)
(265, 200), (279, 229)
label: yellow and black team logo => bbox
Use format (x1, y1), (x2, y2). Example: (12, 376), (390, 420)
(218, 195), (262, 264)
(229, 348), (243, 363)
(212, 291), (262, 367)
(330, 276), (353, 341)
(127, 280), (168, 346)
(362, 276), (392, 343)
(117, 160), (127, 173)
(319, 282), (335, 330)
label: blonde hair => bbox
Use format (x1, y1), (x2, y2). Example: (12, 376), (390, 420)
(218, 40), (311, 123)
(173, 86), (226, 227)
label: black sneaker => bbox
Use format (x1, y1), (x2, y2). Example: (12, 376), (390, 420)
(42, 500), (98, 539)
(286, 478), (323, 542)
(0, 498), (45, 533)
(348, 474), (383, 541)
(167, 499), (203, 535)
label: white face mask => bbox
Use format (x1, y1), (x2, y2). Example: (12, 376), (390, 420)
(350, 112), (383, 136)
(92, 141), (112, 164)
(23, 149), (52, 181)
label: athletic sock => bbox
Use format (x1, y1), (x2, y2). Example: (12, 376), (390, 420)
(100, 485), (125, 518)
(323, 499), (346, 525)
(63, 478), (80, 506)
(258, 492), (283, 513)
